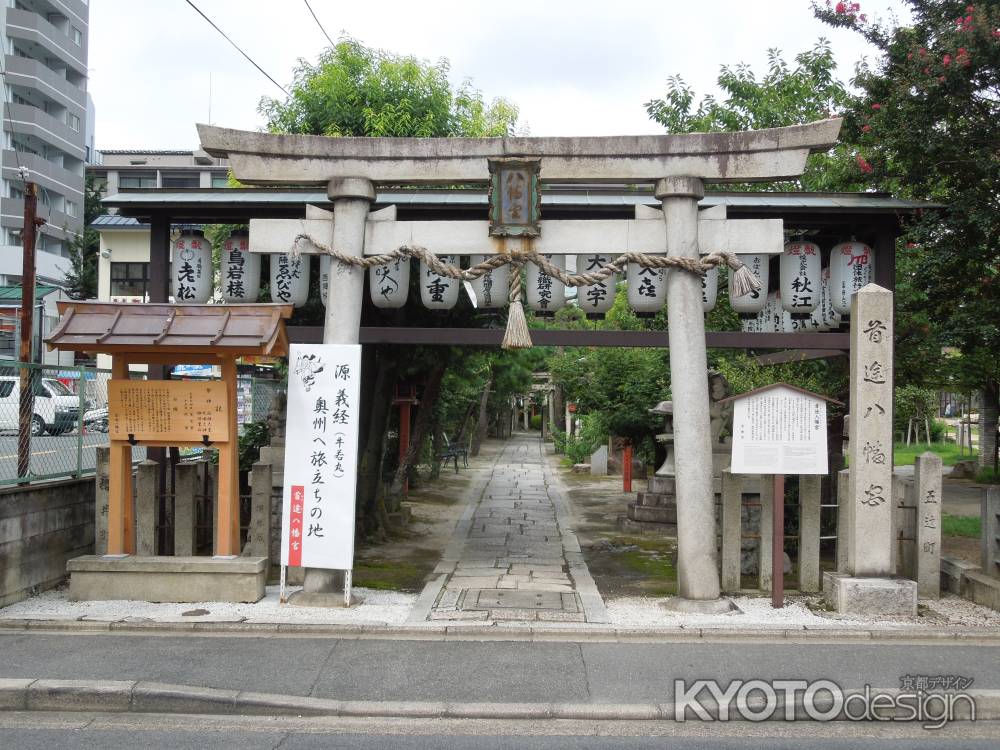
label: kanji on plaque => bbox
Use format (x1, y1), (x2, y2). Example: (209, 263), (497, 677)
(280, 344), (362, 571)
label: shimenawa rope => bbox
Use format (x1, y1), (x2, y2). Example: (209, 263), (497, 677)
(291, 234), (761, 349)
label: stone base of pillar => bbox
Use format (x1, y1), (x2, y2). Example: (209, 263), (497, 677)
(660, 596), (739, 615)
(822, 572), (917, 616)
(286, 591), (364, 608)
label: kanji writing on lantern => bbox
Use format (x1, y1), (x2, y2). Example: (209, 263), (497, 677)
(375, 265), (399, 299)
(637, 268), (658, 297)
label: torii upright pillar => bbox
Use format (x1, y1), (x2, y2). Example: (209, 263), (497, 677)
(658, 177), (733, 613)
(297, 177), (374, 604)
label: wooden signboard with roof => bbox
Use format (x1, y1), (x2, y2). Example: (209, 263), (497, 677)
(47, 302), (292, 557)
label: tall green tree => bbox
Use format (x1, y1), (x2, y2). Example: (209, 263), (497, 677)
(259, 37), (521, 537)
(61, 174), (102, 299)
(814, 0), (1000, 470)
(260, 37), (519, 138)
(645, 40), (863, 191)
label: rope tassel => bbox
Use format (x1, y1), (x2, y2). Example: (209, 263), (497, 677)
(726, 256), (763, 299)
(501, 260), (532, 350)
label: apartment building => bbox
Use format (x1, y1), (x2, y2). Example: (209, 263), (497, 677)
(0, 0), (90, 286)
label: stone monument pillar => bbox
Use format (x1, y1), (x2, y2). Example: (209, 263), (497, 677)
(825, 284), (916, 615)
(298, 177), (373, 603)
(656, 177), (731, 613)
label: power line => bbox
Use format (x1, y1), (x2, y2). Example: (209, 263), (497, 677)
(183, 0), (289, 97)
(303, 0), (336, 49)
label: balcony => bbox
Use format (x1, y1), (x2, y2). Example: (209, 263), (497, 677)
(4, 54), (86, 112)
(2, 151), (85, 200)
(3, 103), (85, 159)
(1, 199), (79, 240)
(5, 9), (87, 76)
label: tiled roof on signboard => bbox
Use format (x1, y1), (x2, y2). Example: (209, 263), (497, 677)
(46, 302), (293, 357)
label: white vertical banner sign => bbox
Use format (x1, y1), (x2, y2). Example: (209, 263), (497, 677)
(281, 344), (362, 584)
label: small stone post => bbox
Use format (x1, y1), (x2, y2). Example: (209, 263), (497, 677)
(135, 459), (159, 556)
(836, 467), (850, 572)
(173, 461), (199, 556)
(94, 445), (110, 555)
(720, 470), (741, 592)
(798, 474), (822, 592)
(657, 177), (729, 612)
(984, 487), (1000, 577)
(847, 284), (894, 576)
(758, 475), (774, 592)
(244, 460), (273, 561)
(915, 451), (943, 598)
(300, 177), (373, 601)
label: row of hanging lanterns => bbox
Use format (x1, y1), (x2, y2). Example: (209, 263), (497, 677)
(170, 231), (873, 319)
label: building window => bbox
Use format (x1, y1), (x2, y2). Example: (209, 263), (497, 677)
(211, 174), (231, 188)
(118, 172), (156, 189)
(67, 112), (80, 131)
(110, 262), (149, 297)
(160, 172), (200, 189)
(72, 27), (82, 45)
(66, 200), (78, 217)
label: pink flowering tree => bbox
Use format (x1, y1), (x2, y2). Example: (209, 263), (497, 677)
(815, 0), (1000, 472)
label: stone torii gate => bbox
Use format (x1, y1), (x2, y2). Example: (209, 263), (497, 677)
(199, 118), (842, 612)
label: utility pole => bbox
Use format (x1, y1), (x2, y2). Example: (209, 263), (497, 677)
(17, 181), (44, 482)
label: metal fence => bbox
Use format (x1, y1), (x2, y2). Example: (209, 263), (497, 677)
(0, 361), (284, 485)
(0, 361), (118, 486)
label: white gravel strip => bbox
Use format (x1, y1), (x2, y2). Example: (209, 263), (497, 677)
(3, 587), (999, 631)
(606, 593), (1000, 630)
(0, 585), (417, 625)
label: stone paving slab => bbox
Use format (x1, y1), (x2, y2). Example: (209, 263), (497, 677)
(413, 433), (610, 624)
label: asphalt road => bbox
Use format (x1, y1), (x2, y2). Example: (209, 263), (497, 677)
(1, 633), (997, 704)
(0, 712), (995, 748)
(0, 433), (123, 482)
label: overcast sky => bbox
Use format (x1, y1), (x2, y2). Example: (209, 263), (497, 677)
(88, 0), (909, 150)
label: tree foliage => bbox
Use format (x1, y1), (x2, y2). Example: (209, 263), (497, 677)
(260, 37), (520, 138)
(645, 40), (863, 191)
(61, 174), (102, 299)
(814, 0), (1000, 466)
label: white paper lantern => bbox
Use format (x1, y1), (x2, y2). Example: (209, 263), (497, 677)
(368, 257), (410, 309)
(729, 253), (769, 315)
(779, 241), (821, 314)
(578, 254), (616, 316)
(701, 265), (718, 312)
(171, 231), (213, 303)
(741, 311), (765, 333)
(760, 292), (779, 333)
(627, 260), (666, 315)
(220, 231), (260, 303)
(468, 255), (509, 309)
(527, 254), (565, 314)
(270, 253), (310, 308)
(820, 266), (842, 330)
(419, 255), (459, 310)
(829, 241), (874, 316)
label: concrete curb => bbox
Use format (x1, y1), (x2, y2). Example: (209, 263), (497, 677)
(2, 618), (1000, 643)
(1, 679), (998, 722)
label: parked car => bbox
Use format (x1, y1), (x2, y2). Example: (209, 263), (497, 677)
(0, 376), (83, 436)
(83, 407), (108, 433)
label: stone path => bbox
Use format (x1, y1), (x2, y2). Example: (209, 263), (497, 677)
(409, 433), (608, 623)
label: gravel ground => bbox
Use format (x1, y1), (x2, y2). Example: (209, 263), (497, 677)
(3, 587), (999, 630)
(604, 593), (1000, 630)
(0, 585), (417, 625)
